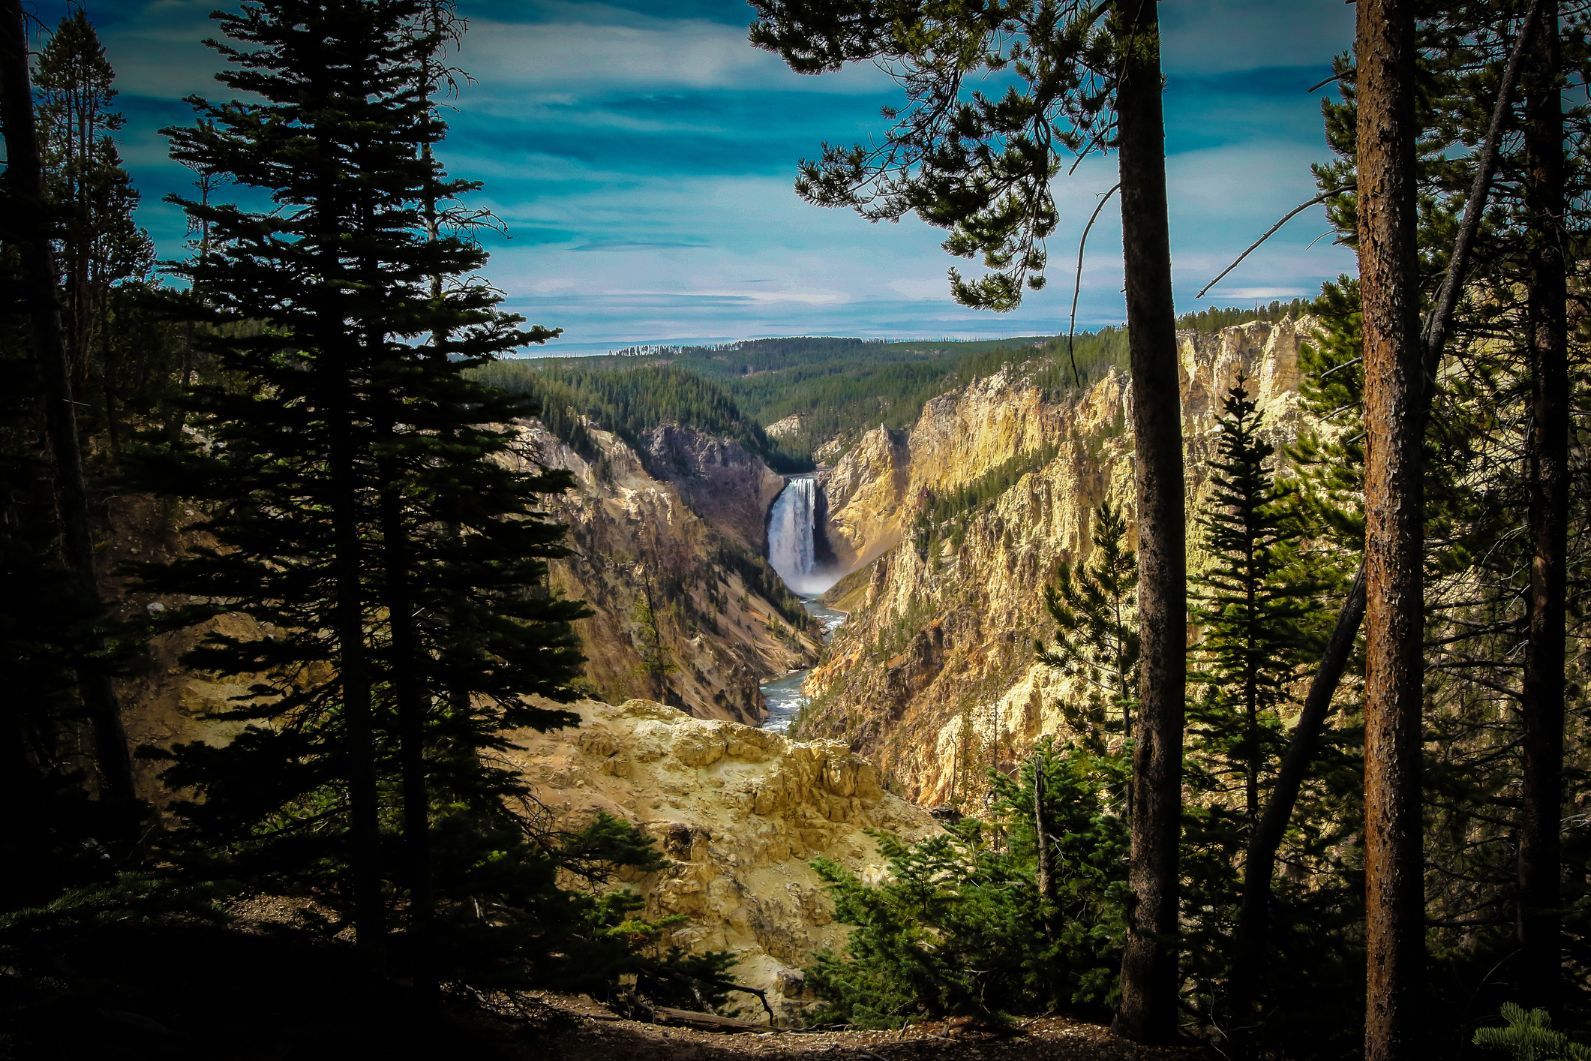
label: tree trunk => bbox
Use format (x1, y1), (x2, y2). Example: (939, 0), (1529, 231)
(375, 386), (436, 1012)
(1110, 0), (1185, 1044)
(1231, 571), (1364, 1014)
(1244, 568), (1259, 825)
(1356, 2), (1425, 1056)
(327, 366), (387, 979)
(1033, 751), (1054, 906)
(1228, 1), (1541, 1021)
(0, 0), (137, 821)
(312, 153), (385, 978)
(1517, 0), (1566, 1014)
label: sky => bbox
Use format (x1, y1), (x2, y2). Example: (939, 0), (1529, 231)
(65, 0), (1357, 354)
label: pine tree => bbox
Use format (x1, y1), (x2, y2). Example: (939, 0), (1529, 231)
(0, 0), (137, 828)
(1517, 0), (1570, 1011)
(1225, 283), (1369, 1046)
(747, 4), (1186, 1036)
(1189, 375), (1318, 826)
(33, 10), (154, 433)
(1035, 502), (1139, 762)
(145, 0), (587, 1000)
(1355, 2), (1427, 1056)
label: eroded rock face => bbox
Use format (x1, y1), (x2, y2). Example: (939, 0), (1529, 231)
(507, 699), (940, 1019)
(820, 425), (910, 570)
(804, 317), (1318, 802)
(513, 422), (819, 725)
(640, 423), (786, 555)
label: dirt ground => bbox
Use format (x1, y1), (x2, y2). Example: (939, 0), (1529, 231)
(484, 992), (1206, 1061)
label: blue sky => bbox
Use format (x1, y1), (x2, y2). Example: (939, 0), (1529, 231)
(68, 0), (1357, 353)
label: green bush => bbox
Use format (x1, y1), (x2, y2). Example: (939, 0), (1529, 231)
(1474, 1004), (1591, 1061)
(805, 740), (1127, 1027)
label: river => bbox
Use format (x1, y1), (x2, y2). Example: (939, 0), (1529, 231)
(759, 476), (845, 733)
(760, 596), (845, 734)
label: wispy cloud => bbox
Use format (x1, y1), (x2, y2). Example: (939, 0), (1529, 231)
(89, 0), (1357, 345)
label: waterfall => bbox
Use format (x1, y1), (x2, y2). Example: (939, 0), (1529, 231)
(767, 477), (833, 596)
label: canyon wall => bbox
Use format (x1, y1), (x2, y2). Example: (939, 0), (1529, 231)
(506, 698), (940, 1020)
(804, 316), (1318, 802)
(513, 421), (818, 725)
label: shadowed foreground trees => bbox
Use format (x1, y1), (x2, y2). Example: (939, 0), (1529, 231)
(142, 0), (597, 993)
(0, 0), (137, 828)
(747, 1), (1186, 1038)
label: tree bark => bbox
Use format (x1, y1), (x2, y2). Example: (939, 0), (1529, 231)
(1110, 0), (1185, 1044)
(0, 0), (136, 820)
(310, 116), (385, 979)
(1356, 2), (1425, 1056)
(374, 379), (436, 1012)
(1033, 751), (1054, 906)
(1517, 0), (1566, 1014)
(326, 357), (387, 979)
(1228, 1), (1541, 1021)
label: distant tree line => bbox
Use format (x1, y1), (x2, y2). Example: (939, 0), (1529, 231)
(474, 358), (812, 472)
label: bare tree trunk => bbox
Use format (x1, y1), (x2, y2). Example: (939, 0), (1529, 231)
(310, 134), (385, 979)
(1518, 0), (1566, 1014)
(326, 365), (387, 980)
(1033, 751), (1053, 906)
(1110, 0), (1185, 1044)
(377, 411), (436, 1014)
(365, 206), (435, 1004)
(0, 0), (136, 821)
(1356, 2), (1425, 1056)
(1231, 573), (1363, 1014)
(1228, 1), (1542, 1021)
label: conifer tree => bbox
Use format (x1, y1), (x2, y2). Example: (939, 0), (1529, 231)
(146, 0), (587, 997)
(1036, 502), (1139, 761)
(1517, 0), (1570, 1011)
(0, 0), (137, 826)
(33, 10), (153, 421)
(1355, 2), (1426, 1055)
(1189, 375), (1317, 826)
(748, 4), (1186, 1036)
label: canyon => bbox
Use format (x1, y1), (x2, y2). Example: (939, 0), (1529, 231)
(117, 313), (1319, 1010)
(799, 316), (1315, 802)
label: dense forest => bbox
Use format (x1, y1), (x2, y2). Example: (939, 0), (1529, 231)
(0, 0), (1587, 1060)
(496, 297), (1313, 466)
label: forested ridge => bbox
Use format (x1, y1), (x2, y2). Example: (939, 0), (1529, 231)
(0, 0), (1587, 1059)
(495, 297), (1312, 465)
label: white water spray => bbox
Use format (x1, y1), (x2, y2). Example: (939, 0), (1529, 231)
(766, 477), (835, 596)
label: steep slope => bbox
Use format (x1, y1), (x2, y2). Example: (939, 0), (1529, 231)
(802, 317), (1318, 801)
(507, 698), (941, 1020)
(512, 420), (820, 725)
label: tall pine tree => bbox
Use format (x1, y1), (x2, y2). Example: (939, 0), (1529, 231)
(146, 0), (586, 998)
(33, 10), (154, 428)
(1189, 374), (1317, 826)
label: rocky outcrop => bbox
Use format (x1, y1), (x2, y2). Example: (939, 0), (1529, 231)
(764, 413), (803, 439)
(803, 317), (1317, 801)
(640, 423), (786, 555)
(819, 425), (910, 570)
(507, 698), (940, 1019)
(514, 422), (820, 725)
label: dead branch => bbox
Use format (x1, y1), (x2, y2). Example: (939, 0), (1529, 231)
(1066, 182), (1120, 387)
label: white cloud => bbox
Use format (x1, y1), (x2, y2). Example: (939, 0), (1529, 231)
(457, 9), (888, 98)
(1160, 1), (1354, 75)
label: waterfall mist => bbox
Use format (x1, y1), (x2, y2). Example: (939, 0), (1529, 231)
(766, 477), (837, 596)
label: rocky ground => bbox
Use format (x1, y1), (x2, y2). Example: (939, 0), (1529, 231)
(484, 991), (1206, 1061)
(506, 698), (942, 1019)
